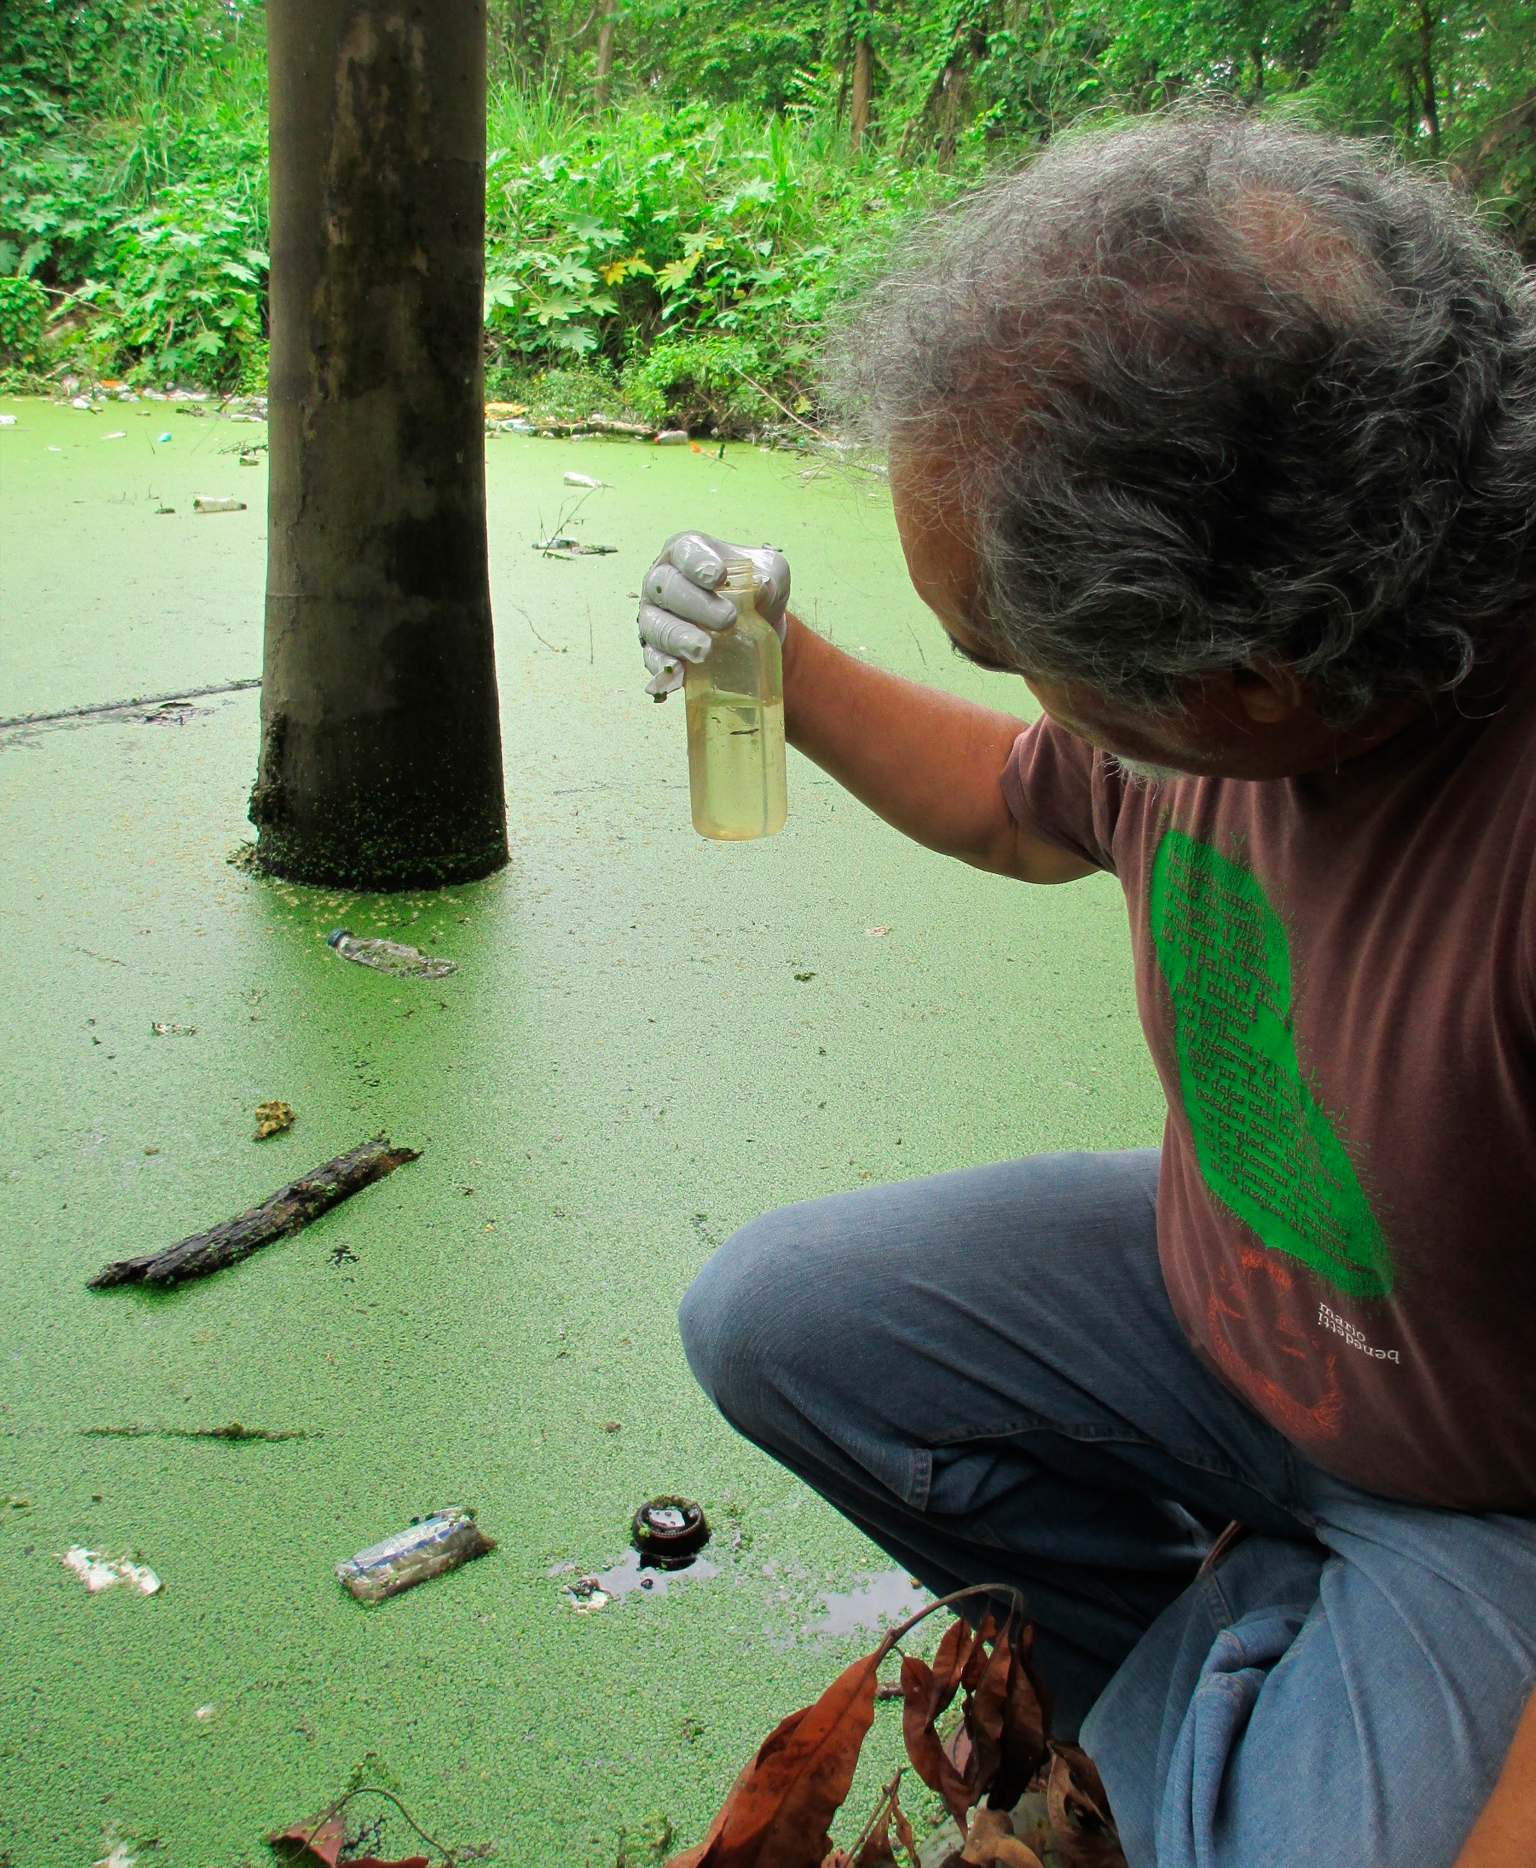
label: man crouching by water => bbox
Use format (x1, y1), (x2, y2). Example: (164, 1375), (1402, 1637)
(639, 111), (1536, 1868)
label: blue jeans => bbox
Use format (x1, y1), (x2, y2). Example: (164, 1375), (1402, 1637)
(678, 1150), (1536, 1868)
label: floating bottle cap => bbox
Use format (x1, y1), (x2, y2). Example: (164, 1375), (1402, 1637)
(632, 1495), (710, 1564)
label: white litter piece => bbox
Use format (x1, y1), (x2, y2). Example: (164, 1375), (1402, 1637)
(563, 470), (612, 489)
(193, 495), (247, 514)
(863, 925), (892, 938)
(0, 413), (16, 426)
(60, 1546), (163, 1595)
(92, 1838), (136, 1868)
(655, 429), (689, 446)
(566, 1573), (612, 1613)
(71, 395), (92, 409)
(104, 430), (127, 439)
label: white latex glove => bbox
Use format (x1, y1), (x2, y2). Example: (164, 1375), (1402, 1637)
(638, 531), (791, 698)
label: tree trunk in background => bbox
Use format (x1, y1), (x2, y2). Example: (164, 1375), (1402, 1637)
(252, 0), (508, 889)
(1417, 0), (1440, 154)
(594, 0), (618, 110)
(492, 0), (550, 89)
(850, 32), (873, 151)
(932, 13), (987, 165)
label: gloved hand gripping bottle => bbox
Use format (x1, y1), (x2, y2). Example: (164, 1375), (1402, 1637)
(684, 558), (788, 841)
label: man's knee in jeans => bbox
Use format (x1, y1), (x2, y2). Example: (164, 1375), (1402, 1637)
(678, 1205), (803, 1435)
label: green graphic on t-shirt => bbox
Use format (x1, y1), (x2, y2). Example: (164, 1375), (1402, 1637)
(1149, 827), (1391, 1299)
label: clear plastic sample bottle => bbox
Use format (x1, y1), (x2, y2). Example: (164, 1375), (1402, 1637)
(684, 558), (788, 841)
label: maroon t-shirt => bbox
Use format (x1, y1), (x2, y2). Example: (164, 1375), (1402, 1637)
(1000, 646), (1536, 1510)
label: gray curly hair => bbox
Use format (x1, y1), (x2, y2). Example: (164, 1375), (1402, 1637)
(822, 110), (1536, 723)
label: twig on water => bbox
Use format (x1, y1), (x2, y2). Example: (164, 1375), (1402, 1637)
(88, 1136), (418, 1288)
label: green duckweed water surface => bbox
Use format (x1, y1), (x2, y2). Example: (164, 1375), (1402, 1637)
(0, 396), (1161, 1865)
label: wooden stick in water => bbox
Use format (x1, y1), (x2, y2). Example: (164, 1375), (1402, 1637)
(89, 1136), (419, 1288)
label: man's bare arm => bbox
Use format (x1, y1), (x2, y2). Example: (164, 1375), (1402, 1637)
(1455, 1686), (1536, 1867)
(782, 616), (1096, 884)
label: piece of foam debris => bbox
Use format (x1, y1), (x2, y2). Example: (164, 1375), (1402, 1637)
(60, 1546), (163, 1595)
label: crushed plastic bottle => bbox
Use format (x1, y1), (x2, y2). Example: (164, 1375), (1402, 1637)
(336, 1507), (495, 1603)
(326, 928), (457, 980)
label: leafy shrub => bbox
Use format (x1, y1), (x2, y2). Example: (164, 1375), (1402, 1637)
(1, 0), (266, 385)
(481, 92), (941, 420)
(623, 333), (776, 430)
(0, 275), (47, 362)
(484, 359), (626, 417)
(83, 177), (266, 387)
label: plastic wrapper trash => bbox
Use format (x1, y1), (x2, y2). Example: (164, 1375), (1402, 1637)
(193, 495), (247, 514)
(336, 1508), (495, 1603)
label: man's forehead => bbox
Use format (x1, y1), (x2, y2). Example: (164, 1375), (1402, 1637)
(890, 450), (982, 608)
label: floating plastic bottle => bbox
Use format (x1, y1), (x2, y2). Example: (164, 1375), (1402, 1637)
(336, 1508), (495, 1603)
(684, 558), (788, 841)
(326, 928), (457, 980)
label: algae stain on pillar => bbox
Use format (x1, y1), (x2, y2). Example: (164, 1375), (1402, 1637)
(251, 0), (509, 889)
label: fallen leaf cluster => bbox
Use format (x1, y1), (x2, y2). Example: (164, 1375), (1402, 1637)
(663, 1589), (1126, 1868)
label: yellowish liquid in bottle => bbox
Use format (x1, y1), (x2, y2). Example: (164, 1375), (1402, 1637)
(684, 562), (788, 840)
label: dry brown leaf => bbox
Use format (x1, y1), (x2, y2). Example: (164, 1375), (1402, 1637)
(891, 1795), (920, 1868)
(664, 1654), (879, 1868)
(268, 1807), (345, 1866)
(1045, 1743), (1126, 1868)
(960, 1633), (1013, 1797)
(853, 1803), (899, 1867)
(900, 1615), (993, 1826)
(900, 1651), (975, 1828)
(267, 1800), (429, 1867)
(902, 1617), (1029, 1832)
(959, 1809), (1044, 1868)
(992, 1623), (1052, 1809)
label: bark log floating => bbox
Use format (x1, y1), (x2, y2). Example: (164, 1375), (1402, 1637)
(88, 1136), (419, 1288)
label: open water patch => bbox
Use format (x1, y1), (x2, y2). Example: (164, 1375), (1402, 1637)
(552, 1549), (721, 1613)
(805, 1567), (931, 1640)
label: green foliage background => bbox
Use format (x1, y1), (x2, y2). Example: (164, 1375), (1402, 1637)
(1, 0), (1531, 423)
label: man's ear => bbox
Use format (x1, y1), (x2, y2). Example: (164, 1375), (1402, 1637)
(1231, 660), (1306, 723)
